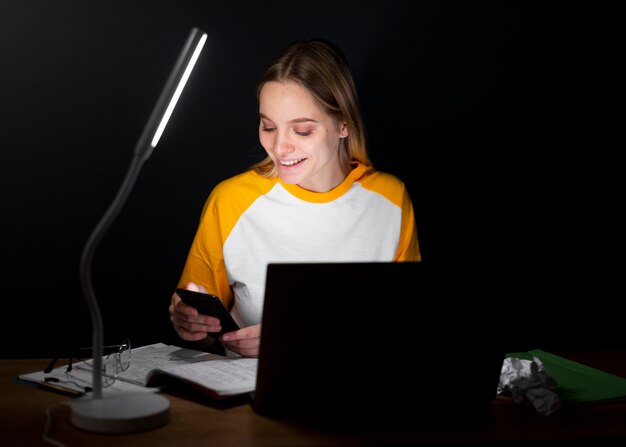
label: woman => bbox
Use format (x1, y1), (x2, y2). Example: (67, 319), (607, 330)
(169, 39), (421, 357)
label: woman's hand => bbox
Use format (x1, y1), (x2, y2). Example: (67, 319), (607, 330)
(169, 282), (222, 341)
(169, 281), (261, 357)
(219, 324), (261, 358)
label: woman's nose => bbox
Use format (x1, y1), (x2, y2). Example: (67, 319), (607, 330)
(274, 131), (294, 156)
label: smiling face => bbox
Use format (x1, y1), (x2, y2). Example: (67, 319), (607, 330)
(258, 81), (349, 192)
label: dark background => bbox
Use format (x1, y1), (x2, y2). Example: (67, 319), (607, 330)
(1, 1), (622, 359)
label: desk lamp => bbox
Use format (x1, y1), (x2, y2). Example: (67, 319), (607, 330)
(71, 27), (207, 433)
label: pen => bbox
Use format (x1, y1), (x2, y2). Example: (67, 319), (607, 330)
(38, 380), (86, 398)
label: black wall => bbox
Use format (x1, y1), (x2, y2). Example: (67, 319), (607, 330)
(1, 1), (622, 359)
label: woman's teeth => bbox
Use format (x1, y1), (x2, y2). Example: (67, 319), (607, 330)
(280, 158), (304, 166)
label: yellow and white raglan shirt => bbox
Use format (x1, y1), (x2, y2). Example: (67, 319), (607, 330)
(178, 161), (421, 328)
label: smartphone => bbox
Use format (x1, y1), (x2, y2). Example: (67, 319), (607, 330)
(175, 288), (240, 336)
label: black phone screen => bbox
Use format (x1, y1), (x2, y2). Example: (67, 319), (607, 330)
(175, 288), (240, 335)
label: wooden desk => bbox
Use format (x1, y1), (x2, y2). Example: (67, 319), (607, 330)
(3, 352), (626, 446)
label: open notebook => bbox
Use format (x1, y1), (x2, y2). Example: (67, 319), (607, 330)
(252, 261), (506, 426)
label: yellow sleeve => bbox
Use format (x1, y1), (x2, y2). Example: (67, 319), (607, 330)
(177, 186), (234, 309)
(394, 187), (421, 262)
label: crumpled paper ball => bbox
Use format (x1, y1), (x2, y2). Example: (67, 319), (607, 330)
(498, 356), (562, 416)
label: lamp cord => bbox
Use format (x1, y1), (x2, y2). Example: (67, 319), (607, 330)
(42, 402), (71, 447)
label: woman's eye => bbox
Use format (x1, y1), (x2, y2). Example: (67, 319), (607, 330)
(295, 130), (312, 136)
(261, 127), (276, 132)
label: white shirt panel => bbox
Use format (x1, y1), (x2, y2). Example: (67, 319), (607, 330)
(223, 182), (401, 327)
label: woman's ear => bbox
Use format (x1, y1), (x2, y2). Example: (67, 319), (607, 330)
(339, 122), (349, 138)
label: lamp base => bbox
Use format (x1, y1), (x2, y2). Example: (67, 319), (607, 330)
(70, 392), (170, 434)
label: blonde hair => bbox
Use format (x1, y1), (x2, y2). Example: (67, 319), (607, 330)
(251, 39), (371, 177)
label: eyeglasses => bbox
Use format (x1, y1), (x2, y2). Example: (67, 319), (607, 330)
(80, 338), (132, 388)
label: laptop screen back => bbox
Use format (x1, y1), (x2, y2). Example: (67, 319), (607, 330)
(253, 261), (505, 426)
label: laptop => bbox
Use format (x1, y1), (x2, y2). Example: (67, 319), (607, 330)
(252, 261), (506, 427)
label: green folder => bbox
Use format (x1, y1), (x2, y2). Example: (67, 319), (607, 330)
(506, 349), (626, 405)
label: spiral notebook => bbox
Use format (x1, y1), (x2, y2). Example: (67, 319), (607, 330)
(252, 261), (506, 426)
